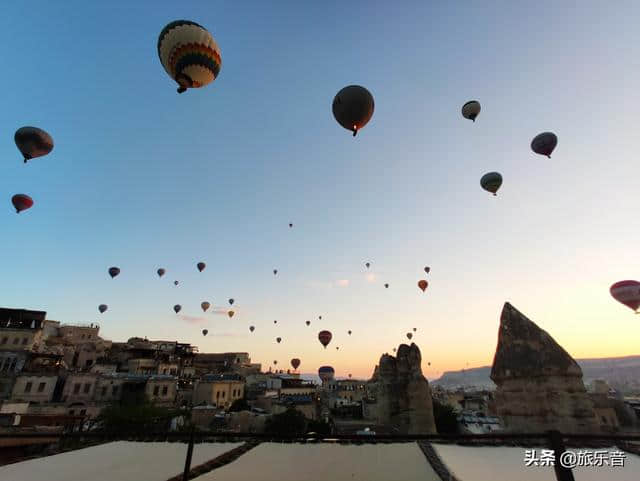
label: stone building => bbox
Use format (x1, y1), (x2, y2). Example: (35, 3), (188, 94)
(145, 375), (177, 406)
(11, 375), (59, 403)
(193, 374), (244, 409)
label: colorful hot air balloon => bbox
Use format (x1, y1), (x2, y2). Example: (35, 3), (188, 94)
(14, 127), (54, 163)
(202, 329), (208, 336)
(157, 268), (166, 278)
(418, 280), (428, 292)
(174, 304), (181, 314)
(291, 358), (301, 370)
(318, 366), (335, 383)
(174, 280), (179, 286)
(318, 330), (332, 349)
(332, 85), (375, 137)
(11, 194), (34, 213)
(249, 325), (255, 332)
(273, 269), (278, 275)
(228, 310), (234, 318)
(157, 20), (221, 94)
(201, 301), (210, 312)
(424, 266), (430, 274)
(461, 101), (481, 122)
(610, 280), (640, 313)
(406, 332), (413, 340)
(98, 304), (108, 314)
(276, 337), (282, 344)
(348, 330), (352, 335)
(531, 132), (558, 158)
(197, 262), (206, 272)
(228, 298), (234, 305)
(480, 172), (503, 196)
(108, 267), (120, 279)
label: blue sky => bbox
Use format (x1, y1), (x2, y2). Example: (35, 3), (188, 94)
(2, 1), (640, 378)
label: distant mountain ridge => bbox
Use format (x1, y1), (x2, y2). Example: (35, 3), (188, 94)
(431, 355), (640, 392)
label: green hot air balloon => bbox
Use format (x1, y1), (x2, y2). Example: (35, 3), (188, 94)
(480, 172), (503, 196)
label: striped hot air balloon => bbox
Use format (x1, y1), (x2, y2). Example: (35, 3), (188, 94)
(610, 280), (640, 313)
(157, 20), (222, 94)
(318, 366), (335, 383)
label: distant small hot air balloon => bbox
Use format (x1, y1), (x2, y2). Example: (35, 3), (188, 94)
(365, 262), (370, 269)
(305, 320), (310, 326)
(531, 132), (558, 158)
(108, 267), (120, 279)
(428, 362), (431, 366)
(289, 223), (293, 228)
(15, 126), (54, 163)
(348, 330), (352, 335)
(249, 325), (255, 332)
(201, 301), (210, 312)
(197, 262), (206, 272)
(384, 283), (389, 288)
(174, 280), (179, 286)
(157, 268), (166, 278)
(276, 337), (282, 344)
(393, 348), (396, 353)
(348, 373), (352, 379)
(413, 327), (417, 332)
(98, 304), (108, 314)
(461, 100), (481, 122)
(336, 346), (339, 350)
(273, 360), (278, 365)
(424, 266), (430, 274)
(174, 304), (181, 314)
(291, 358), (301, 370)
(274, 320), (278, 324)
(332, 85), (375, 137)
(610, 280), (640, 313)
(273, 269), (278, 275)
(418, 280), (428, 292)
(11, 194), (34, 213)
(406, 332), (413, 340)
(318, 366), (335, 383)
(318, 315), (322, 320)
(480, 172), (503, 196)
(228, 310), (234, 318)
(202, 329), (208, 336)
(318, 330), (332, 348)
(228, 298), (234, 305)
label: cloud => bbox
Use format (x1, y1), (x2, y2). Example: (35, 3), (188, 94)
(365, 273), (376, 283)
(211, 307), (238, 316)
(335, 279), (350, 287)
(179, 315), (207, 324)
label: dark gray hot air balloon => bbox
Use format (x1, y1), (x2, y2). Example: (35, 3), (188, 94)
(202, 329), (208, 336)
(276, 337), (282, 344)
(15, 127), (54, 163)
(174, 304), (181, 314)
(461, 101), (481, 122)
(305, 320), (310, 326)
(332, 85), (374, 137)
(384, 283), (389, 288)
(174, 280), (179, 286)
(249, 325), (255, 332)
(201, 301), (210, 312)
(228, 298), (234, 305)
(273, 269), (278, 275)
(531, 132), (558, 158)
(480, 172), (503, 196)
(197, 262), (206, 272)
(157, 268), (166, 278)
(98, 304), (108, 314)
(108, 267), (120, 279)
(406, 332), (413, 340)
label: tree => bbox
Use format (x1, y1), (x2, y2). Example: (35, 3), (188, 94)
(228, 398), (249, 412)
(264, 407), (307, 436)
(432, 398), (458, 434)
(96, 401), (179, 435)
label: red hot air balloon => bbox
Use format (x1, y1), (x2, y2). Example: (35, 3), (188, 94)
(318, 330), (332, 348)
(12, 194), (34, 213)
(15, 127), (54, 163)
(197, 262), (206, 272)
(108, 267), (120, 278)
(610, 280), (640, 312)
(98, 304), (108, 314)
(291, 358), (301, 370)
(157, 268), (166, 278)
(418, 280), (428, 292)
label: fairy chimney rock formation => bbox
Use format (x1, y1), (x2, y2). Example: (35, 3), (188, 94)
(490, 302), (600, 433)
(376, 343), (436, 434)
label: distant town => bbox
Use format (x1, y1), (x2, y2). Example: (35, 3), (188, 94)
(1, 303), (639, 464)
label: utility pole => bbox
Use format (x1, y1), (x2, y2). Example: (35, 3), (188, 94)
(548, 430), (575, 481)
(182, 427), (195, 481)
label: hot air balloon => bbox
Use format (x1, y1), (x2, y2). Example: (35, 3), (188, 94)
(306, 321), (310, 326)
(157, 21), (221, 94)
(413, 327), (417, 332)
(291, 358), (301, 370)
(406, 332), (413, 340)
(228, 299), (234, 305)
(531, 132), (558, 158)
(428, 362), (431, 366)
(273, 269), (278, 275)
(365, 262), (370, 269)
(273, 360), (278, 365)
(14, 127), (54, 163)
(289, 223), (293, 228)
(318, 330), (332, 348)
(174, 280), (179, 286)
(461, 101), (481, 122)
(336, 346), (340, 350)
(197, 262), (206, 272)
(174, 304), (181, 314)
(318, 366), (335, 383)
(418, 280), (428, 292)
(201, 301), (210, 312)
(384, 283), (389, 288)
(480, 172), (503, 196)
(276, 337), (282, 344)
(393, 348), (396, 353)
(318, 315), (322, 320)
(157, 268), (166, 278)
(108, 267), (120, 279)
(424, 266), (430, 274)
(249, 325), (255, 332)
(348, 330), (352, 335)
(610, 280), (640, 313)
(274, 320), (278, 324)
(11, 194), (34, 213)
(202, 329), (208, 336)
(228, 310), (234, 318)
(332, 85), (375, 137)
(98, 304), (108, 314)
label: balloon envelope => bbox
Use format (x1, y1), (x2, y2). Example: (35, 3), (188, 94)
(197, 262), (206, 272)
(273, 269), (278, 275)
(276, 337), (282, 343)
(407, 332), (413, 340)
(305, 321), (310, 326)
(157, 21), (221, 94)
(228, 310), (234, 318)
(418, 280), (428, 292)
(202, 329), (208, 336)
(318, 366), (335, 383)
(12, 194), (34, 213)
(201, 301), (210, 312)
(348, 330), (352, 335)
(610, 280), (640, 312)
(174, 304), (181, 313)
(365, 262), (370, 269)
(461, 101), (481, 122)
(98, 304), (108, 314)
(157, 268), (166, 278)
(291, 358), (301, 370)
(318, 330), (332, 348)
(332, 85), (374, 136)
(424, 266), (430, 274)
(174, 280), (179, 286)
(228, 298), (234, 305)
(531, 132), (558, 158)
(108, 267), (120, 278)
(384, 283), (389, 288)
(480, 172), (503, 195)
(249, 326), (255, 332)
(15, 127), (54, 162)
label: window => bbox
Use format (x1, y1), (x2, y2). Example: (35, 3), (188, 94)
(101, 386), (107, 397)
(153, 386), (159, 396)
(1, 337), (7, 344)
(81, 334), (85, 340)
(13, 338), (19, 345)
(80, 409), (86, 415)
(73, 383), (81, 394)
(83, 383), (91, 394)
(112, 386), (118, 396)
(222, 391), (225, 399)
(216, 391), (220, 399)
(37, 382), (46, 393)
(163, 369), (167, 375)
(69, 410), (75, 415)
(24, 382), (33, 393)
(85, 359), (93, 367)
(602, 416), (607, 424)
(162, 386), (168, 396)
(22, 337), (28, 345)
